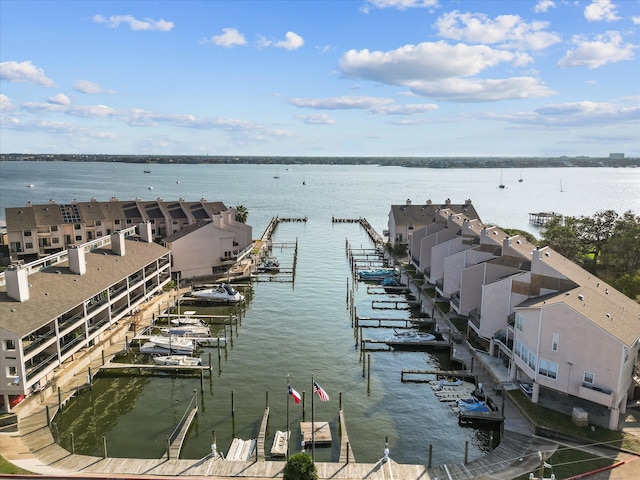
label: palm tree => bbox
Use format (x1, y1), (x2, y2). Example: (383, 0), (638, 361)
(234, 205), (248, 223)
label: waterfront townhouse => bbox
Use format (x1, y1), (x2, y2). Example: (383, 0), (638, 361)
(4, 198), (252, 280)
(387, 198), (480, 248)
(510, 247), (640, 430)
(0, 225), (172, 413)
(389, 203), (640, 430)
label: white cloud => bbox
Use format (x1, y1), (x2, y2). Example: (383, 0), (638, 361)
(289, 95), (438, 115)
(0, 93), (16, 112)
(259, 31), (304, 50)
(558, 31), (634, 68)
(92, 14), (174, 31)
(289, 95), (394, 110)
(48, 93), (71, 105)
(531, 100), (638, 126)
(337, 41), (553, 101)
(74, 80), (114, 94)
(0, 60), (54, 86)
(295, 113), (336, 125)
(200, 28), (247, 47)
(410, 76), (555, 102)
(362, 0), (439, 12)
(584, 0), (620, 22)
(534, 1), (555, 13)
(435, 11), (561, 51)
(632, 16), (640, 25)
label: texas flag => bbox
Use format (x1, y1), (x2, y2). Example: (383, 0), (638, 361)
(288, 384), (301, 404)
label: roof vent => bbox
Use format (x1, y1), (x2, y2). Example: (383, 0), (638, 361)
(578, 294), (584, 301)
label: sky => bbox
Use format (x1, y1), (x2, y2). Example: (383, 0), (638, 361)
(1, 0), (639, 158)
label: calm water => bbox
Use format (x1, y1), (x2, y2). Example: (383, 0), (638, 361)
(1, 161), (639, 465)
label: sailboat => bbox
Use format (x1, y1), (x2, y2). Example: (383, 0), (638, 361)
(518, 171), (523, 182)
(560, 179), (564, 192)
(144, 160), (151, 173)
(498, 170), (506, 189)
(273, 170), (280, 179)
(302, 173), (306, 185)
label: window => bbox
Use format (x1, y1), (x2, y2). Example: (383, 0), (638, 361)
(584, 372), (595, 384)
(52, 238), (59, 244)
(23, 230), (32, 237)
(8, 365), (17, 376)
(75, 235), (82, 241)
(25, 242), (33, 249)
(51, 225), (58, 232)
(96, 220), (102, 226)
(516, 314), (524, 331)
(538, 358), (558, 379)
(97, 231), (103, 237)
(115, 219), (121, 225)
(4, 339), (16, 351)
(552, 333), (559, 351)
(126, 219), (132, 224)
(74, 224), (81, 230)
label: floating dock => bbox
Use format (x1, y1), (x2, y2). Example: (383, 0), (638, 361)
(300, 421), (331, 445)
(270, 430), (289, 457)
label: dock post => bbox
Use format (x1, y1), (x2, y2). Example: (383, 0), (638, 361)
(102, 350), (105, 365)
(362, 352), (366, 378)
(200, 368), (204, 390)
(58, 386), (62, 411)
(46, 405), (50, 426)
(103, 436), (108, 458)
(231, 389), (235, 416)
(346, 441), (350, 464)
(166, 436), (170, 460)
(464, 440), (469, 464)
(367, 354), (371, 392)
(70, 432), (75, 454)
(266, 390), (269, 408)
(339, 392), (342, 411)
(428, 444), (432, 467)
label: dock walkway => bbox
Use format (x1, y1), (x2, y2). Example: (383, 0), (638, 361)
(167, 391), (199, 459)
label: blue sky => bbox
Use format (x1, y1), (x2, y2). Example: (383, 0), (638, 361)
(1, 0), (639, 157)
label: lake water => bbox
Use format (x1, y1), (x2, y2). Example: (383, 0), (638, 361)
(1, 161), (639, 465)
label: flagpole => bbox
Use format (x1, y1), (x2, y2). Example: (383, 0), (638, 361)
(311, 372), (315, 462)
(286, 374), (290, 461)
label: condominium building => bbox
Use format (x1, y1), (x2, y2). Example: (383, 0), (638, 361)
(0, 224), (172, 412)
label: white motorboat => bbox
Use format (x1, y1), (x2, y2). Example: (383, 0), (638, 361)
(258, 257), (280, 273)
(141, 336), (195, 355)
(160, 325), (211, 337)
(170, 311), (204, 326)
(191, 283), (244, 303)
(384, 330), (436, 348)
(152, 355), (202, 366)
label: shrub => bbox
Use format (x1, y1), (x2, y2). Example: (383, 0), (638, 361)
(283, 452), (318, 480)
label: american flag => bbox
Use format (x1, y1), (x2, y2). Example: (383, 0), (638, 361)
(313, 381), (330, 402)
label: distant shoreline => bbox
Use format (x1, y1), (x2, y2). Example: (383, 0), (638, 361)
(0, 153), (637, 169)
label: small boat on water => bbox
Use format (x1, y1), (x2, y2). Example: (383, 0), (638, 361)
(152, 355), (202, 366)
(190, 283), (244, 303)
(457, 397), (491, 413)
(270, 430), (290, 457)
(140, 336), (196, 355)
(26, 184), (34, 188)
(160, 325), (211, 337)
(170, 316), (204, 326)
(384, 329), (436, 348)
(258, 257), (280, 273)
(195, 336), (227, 348)
(380, 276), (405, 292)
(357, 268), (396, 281)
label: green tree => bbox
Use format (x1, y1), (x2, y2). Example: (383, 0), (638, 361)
(234, 205), (248, 223)
(283, 452), (318, 480)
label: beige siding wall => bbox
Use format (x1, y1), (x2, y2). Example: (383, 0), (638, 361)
(480, 278), (512, 339)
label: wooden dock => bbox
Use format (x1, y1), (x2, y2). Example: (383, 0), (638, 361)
(362, 338), (452, 352)
(356, 316), (422, 329)
(256, 407), (269, 461)
(372, 299), (419, 310)
(401, 369), (476, 383)
(98, 362), (211, 375)
(300, 421), (331, 445)
(166, 392), (199, 459)
(226, 438), (256, 461)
